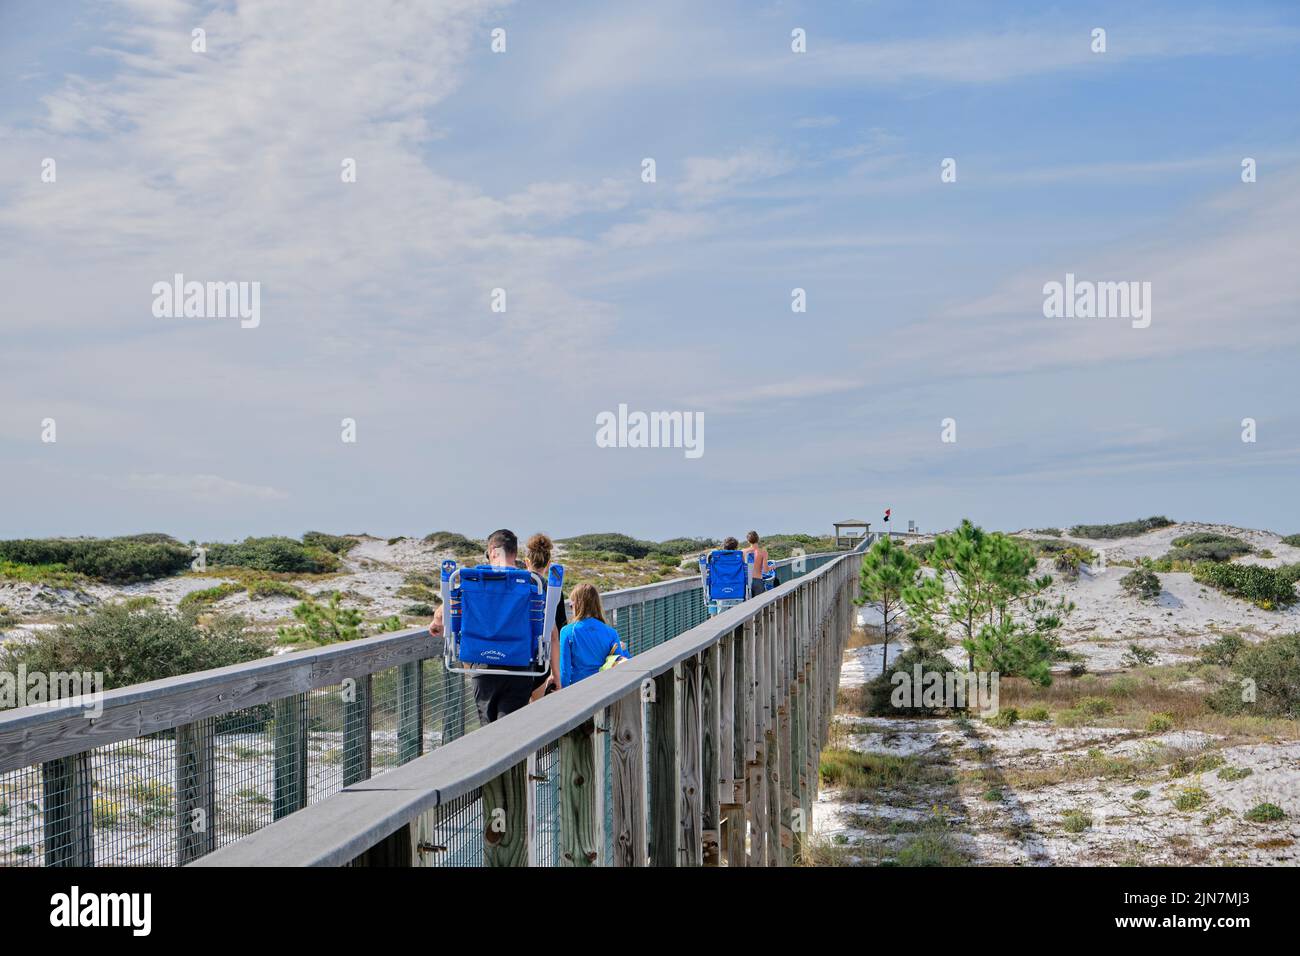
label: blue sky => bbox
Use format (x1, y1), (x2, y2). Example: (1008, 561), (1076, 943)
(1, 0), (1298, 542)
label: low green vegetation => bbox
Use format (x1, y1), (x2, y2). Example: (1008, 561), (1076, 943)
(1217, 765), (1252, 781)
(1146, 712), (1174, 732)
(301, 531), (359, 555)
(1120, 566), (1162, 600)
(203, 536), (340, 574)
(276, 592), (363, 645)
(421, 531), (484, 557)
(1061, 809), (1091, 832)
(1069, 516), (1174, 539)
(1281, 534), (1300, 548)
(1159, 532), (1252, 565)
(0, 536), (191, 584)
(0, 605), (269, 703)
(1206, 631), (1300, 718)
(985, 707), (1019, 728)
(1192, 561), (1300, 609)
(1244, 803), (1286, 823)
(1173, 785), (1208, 812)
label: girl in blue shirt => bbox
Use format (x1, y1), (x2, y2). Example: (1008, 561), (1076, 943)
(559, 584), (630, 687)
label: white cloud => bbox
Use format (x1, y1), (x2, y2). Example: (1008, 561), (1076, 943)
(115, 472), (289, 501)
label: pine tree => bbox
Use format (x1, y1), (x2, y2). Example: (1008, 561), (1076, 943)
(856, 535), (923, 676)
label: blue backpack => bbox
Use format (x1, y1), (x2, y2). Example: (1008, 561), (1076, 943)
(440, 560), (564, 676)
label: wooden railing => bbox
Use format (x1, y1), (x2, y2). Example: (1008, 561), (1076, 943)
(193, 549), (858, 866)
(0, 547), (855, 866)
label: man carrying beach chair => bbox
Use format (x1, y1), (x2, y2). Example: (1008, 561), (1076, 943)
(699, 538), (755, 616)
(428, 528), (564, 724)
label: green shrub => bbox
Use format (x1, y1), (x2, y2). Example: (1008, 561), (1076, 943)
(893, 832), (967, 866)
(1199, 633), (1245, 667)
(203, 537), (339, 574)
(1169, 753), (1224, 778)
(1132, 789), (1151, 800)
(1244, 802), (1286, 823)
(1217, 766), (1252, 781)
(421, 531), (484, 557)
(1173, 785), (1207, 811)
(907, 541), (936, 564)
(1146, 712), (1174, 732)
(0, 605), (269, 699)
(1121, 643), (1158, 667)
(651, 537), (717, 556)
(403, 603), (436, 616)
(1120, 567), (1161, 600)
(245, 579), (306, 601)
(1163, 532), (1252, 564)
(178, 582), (243, 613)
(1061, 809), (1091, 832)
(985, 708), (1019, 729)
(1077, 696), (1113, 717)
(1206, 632), (1300, 718)
(277, 592), (363, 646)
(1069, 517), (1173, 539)
(1023, 705), (1051, 722)
(1192, 561), (1300, 609)
(1281, 534), (1300, 547)
(558, 533), (652, 558)
(860, 646), (967, 717)
(301, 532), (358, 555)
(0, 536), (191, 583)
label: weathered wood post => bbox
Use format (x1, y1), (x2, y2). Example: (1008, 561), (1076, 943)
(41, 752), (93, 866)
(778, 599), (795, 865)
(648, 666), (679, 866)
(608, 690), (646, 866)
(717, 631), (737, 864)
(482, 759), (529, 866)
(397, 660), (424, 764)
(273, 693), (308, 819)
(679, 654), (703, 866)
(748, 613), (768, 866)
(700, 643), (721, 865)
(725, 626), (748, 866)
(342, 673), (372, 785)
(176, 718), (216, 862)
(559, 718), (600, 866)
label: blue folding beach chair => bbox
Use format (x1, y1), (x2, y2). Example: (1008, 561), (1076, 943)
(698, 549), (754, 616)
(761, 565), (777, 592)
(440, 559), (564, 676)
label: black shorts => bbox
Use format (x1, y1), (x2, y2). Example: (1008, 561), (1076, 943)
(471, 673), (536, 725)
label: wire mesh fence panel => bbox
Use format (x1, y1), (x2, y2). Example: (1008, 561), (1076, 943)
(420, 658), (480, 751)
(368, 665), (404, 773)
(211, 706), (279, 852)
(532, 742), (561, 867)
(86, 735), (175, 866)
(418, 787), (484, 867)
(0, 765), (44, 865)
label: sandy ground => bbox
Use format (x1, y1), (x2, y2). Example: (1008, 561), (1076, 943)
(822, 522), (1300, 868)
(855, 522), (1300, 673)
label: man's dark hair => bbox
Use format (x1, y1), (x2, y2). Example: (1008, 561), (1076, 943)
(486, 528), (518, 559)
(722, 536), (739, 550)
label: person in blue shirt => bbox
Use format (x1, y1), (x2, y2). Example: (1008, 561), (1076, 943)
(559, 584), (630, 686)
